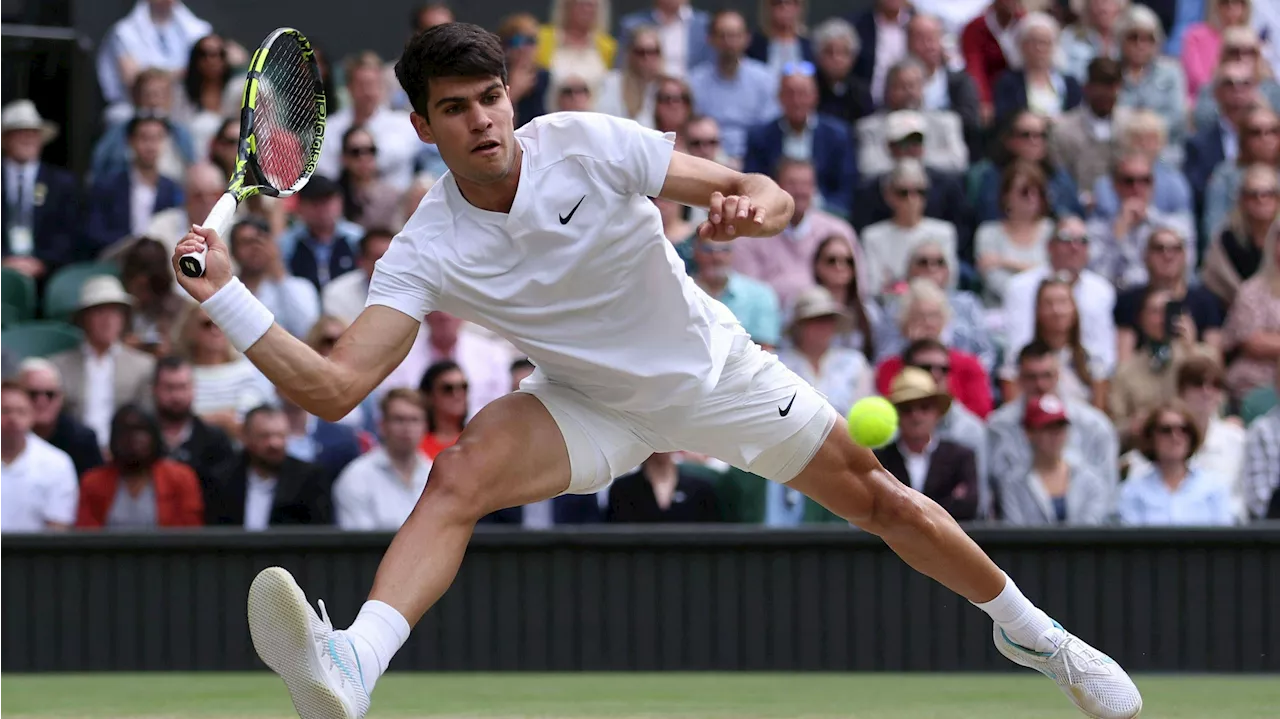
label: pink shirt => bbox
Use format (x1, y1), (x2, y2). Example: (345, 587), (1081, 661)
(1181, 23), (1222, 102)
(730, 209), (864, 310)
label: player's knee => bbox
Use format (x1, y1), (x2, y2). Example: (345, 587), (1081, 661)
(862, 470), (937, 536)
(420, 445), (488, 523)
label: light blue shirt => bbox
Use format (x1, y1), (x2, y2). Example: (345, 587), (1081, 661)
(1117, 467), (1235, 526)
(688, 59), (780, 159)
(704, 273), (782, 347)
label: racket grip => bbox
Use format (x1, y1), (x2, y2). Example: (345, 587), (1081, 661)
(179, 193), (238, 278)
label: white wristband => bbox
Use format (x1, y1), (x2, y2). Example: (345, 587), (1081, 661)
(201, 278), (275, 354)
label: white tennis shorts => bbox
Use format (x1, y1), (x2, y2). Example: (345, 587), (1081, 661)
(518, 337), (839, 494)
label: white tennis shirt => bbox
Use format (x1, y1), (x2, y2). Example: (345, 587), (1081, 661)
(367, 112), (745, 412)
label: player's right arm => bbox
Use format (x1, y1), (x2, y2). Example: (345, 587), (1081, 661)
(173, 225), (419, 422)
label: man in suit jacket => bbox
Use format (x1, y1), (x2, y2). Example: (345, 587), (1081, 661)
(616, 1), (713, 77)
(204, 406), (333, 528)
(49, 276), (156, 449)
(18, 358), (104, 477)
(856, 62), (968, 176)
(152, 356), (235, 488)
(82, 115), (183, 257)
(850, 0), (913, 100)
(743, 69), (858, 218)
(1183, 63), (1257, 214)
(1048, 58), (1129, 202)
(1, 100), (79, 278)
(907, 14), (984, 158)
(874, 367), (979, 520)
(280, 396), (366, 484)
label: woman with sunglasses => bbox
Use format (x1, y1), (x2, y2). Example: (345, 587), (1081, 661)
(973, 110), (1082, 223)
(653, 76), (694, 135)
(747, 0), (814, 75)
(1222, 219), (1280, 401)
(173, 34), (239, 160)
(417, 360), (470, 460)
(861, 159), (959, 295)
(595, 26), (663, 128)
(1203, 164), (1280, 305)
(1202, 107), (1280, 245)
(812, 235), (879, 362)
(1191, 26), (1280, 134)
(1115, 5), (1189, 159)
(1181, 0), (1255, 101)
(976, 161), (1055, 306)
(1003, 277), (1108, 410)
(1117, 401), (1236, 525)
(337, 127), (402, 230)
(172, 302), (273, 439)
(498, 14), (552, 125)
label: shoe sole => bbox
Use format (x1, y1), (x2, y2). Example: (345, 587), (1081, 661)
(993, 626), (1142, 719)
(248, 567), (354, 719)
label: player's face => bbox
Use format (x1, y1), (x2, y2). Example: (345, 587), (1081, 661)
(414, 77), (517, 186)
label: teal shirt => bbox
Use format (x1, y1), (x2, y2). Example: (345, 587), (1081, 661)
(705, 273), (782, 347)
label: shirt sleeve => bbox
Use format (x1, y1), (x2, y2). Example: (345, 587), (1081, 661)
(564, 114), (675, 198)
(366, 233), (442, 320)
(332, 466), (374, 530)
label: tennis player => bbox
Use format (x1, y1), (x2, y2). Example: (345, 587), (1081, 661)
(173, 23), (1141, 719)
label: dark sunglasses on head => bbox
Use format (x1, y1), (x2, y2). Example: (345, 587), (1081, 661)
(438, 381), (469, 394)
(344, 145), (377, 157)
(26, 389), (58, 401)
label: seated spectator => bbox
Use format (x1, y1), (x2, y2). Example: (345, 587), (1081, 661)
(744, 63), (858, 218)
(90, 70), (195, 181)
(417, 360), (468, 460)
(908, 14), (983, 158)
(975, 161), (1055, 306)
(1242, 362), (1280, 518)
(850, 0), (912, 103)
(0, 381), (78, 532)
(499, 14), (553, 126)
(1114, 226), (1225, 365)
(876, 278), (993, 418)
(812, 18), (873, 125)
(1184, 63), (1263, 214)
(549, 73), (595, 112)
(171, 302), (273, 438)
(607, 452), (720, 522)
(988, 340), (1121, 490)
(1124, 354), (1247, 519)
(378, 312), (513, 418)
(386, 3), (455, 112)
(276, 176), (363, 290)
(279, 394), (364, 484)
(875, 367), (979, 520)
(1087, 153), (1197, 290)
(95, 0), (212, 122)
(119, 238), (185, 356)
(207, 118), (238, 178)
(1091, 110), (1194, 221)
(322, 228), (394, 325)
(657, 195), (698, 274)
(336, 127), (403, 231)
(960, 0), (1024, 120)
(732, 159), (860, 308)
(1049, 58), (1129, 206)
(537, 0), (615, 93)
(688, 10), (779, 162)
(974, 110), (1083, 223)
(689, 237), (781, 348)
(17, 359), (103, 476)
(1181, 0), (1255, 101)
(1202, 164), (1280, 305)
(1115, 5), (1188, 162)
(617, 1), (713, 79)
(998, 393), (1114, 525)
(204, 405), (333, 528)
(1060, 0), (1126, 83)
(993, 13), (1083, 124)
(860, 159), (958, 294)
(229, 219), (320, 339)
(748, 0), (813, 74)
(1222, 227), (1280, 400)
(84, 115), (184, 256)
(1118, 401), (1237, 525)
(1, 100), (78, 278)
(1203, 108), (1280, 242)
(777, 287), (874, 417)
(1002, 275), (1108, 409)
(137, 162), (228, 260)
(653, 75), (694, 135)
(50, 276), (156, 448)
(857, 61), (968, 176)
(316, 52), (419, 193)
(596, 26), (663, 128)
(811, 235), (881, 359)
(1191, 26), (1280, 133)
(77, 404), (204, 528)
(333, 388), (432, 530)
(172, 34), (238, 157)
(877, 243), (995, 372)
(151, 355), (234, 488)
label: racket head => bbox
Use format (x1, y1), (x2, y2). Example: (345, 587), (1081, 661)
(227, 28), (327, 203)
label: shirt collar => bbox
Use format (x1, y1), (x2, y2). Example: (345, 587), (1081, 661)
(83, 342), (120, 360)
(897, 436), (939, 458)
(779, 114), (817, 134)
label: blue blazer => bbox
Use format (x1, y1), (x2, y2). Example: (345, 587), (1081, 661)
(82, 171), (182, 255)
(1183, 123), (1226, 208)
(617, 9), (713, 70)
(1, 163), (80, 268)
(746, 33), (814, 66)
(742, 114), (858, 217)
(992, 70), (1083, 127)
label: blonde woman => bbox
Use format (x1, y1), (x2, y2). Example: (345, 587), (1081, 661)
(172, 301), (274, 437)
(1061, 0), (1129, 82)
(747, 0), (814, 75)
(1202, 108), (1280, 241)
(595, 26), (662, 127)
(1192, 26), (1280, 132)
(1182, 0), (1254, 101)
(1115, 5), (1188, 156)
(536, 0), (616, 95)
(1202, 165), (1280, 305)
(1222, 218), (1280, 399)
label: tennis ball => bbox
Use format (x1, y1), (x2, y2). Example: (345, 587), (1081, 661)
(846, 397), (899, 449)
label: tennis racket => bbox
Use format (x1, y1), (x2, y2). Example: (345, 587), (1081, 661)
(178, 27), (327, 278)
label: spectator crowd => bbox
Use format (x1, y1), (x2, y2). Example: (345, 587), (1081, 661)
(3, 0), (1280, 533)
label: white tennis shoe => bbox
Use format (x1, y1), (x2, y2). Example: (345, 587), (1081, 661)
(248, 567), (371, 719)
(995, 621), (1142, 719)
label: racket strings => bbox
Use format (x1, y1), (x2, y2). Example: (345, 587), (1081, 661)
(252, 37), (320, 191)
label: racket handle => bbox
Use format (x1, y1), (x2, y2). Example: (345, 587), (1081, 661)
(179, 193), (239, 278)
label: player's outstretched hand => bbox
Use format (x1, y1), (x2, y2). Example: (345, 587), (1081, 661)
(698, 191), (766, 242)
(172, 225), (234, 303)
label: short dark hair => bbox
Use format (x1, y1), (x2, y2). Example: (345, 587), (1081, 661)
(1086, 57), (1122, 86)
(394, 22), (508, 118)
(154, 354), (190, 382)
(229, 217), (270, 247)
(127, 114), (169, 138)
(1176, 353), (1226, 394)
(1018, 339), (1057, 366)
(1138, 400), (1203, 462)
(709, 9), (745, 35)
(510, 357), (534, 374)
(108, 404), (164, 467)
(903, 338), (947, 366)
(359, 227), (396, 256)
(243, 404), (283, 431)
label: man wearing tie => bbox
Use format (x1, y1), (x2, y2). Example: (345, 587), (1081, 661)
(1, 100), (79, 279)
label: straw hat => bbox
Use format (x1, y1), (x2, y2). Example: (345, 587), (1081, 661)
(75, 275), (133, 315)
(1, 100), (59, 144)
(788, 286), (852, 334)
(886, 367), (952, 415)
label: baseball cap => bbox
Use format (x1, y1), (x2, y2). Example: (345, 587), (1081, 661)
(886, 111), (927, 143)
(1024, 394), (1070, 429)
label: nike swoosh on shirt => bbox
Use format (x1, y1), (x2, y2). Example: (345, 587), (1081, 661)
(560, 195), (586, 224)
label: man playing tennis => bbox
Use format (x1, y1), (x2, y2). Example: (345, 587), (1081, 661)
(173, 23), (1141, 719)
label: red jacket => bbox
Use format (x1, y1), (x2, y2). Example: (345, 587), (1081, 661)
(876, 349), (993, 418)
(77, 458), (205, 528)
(960, 9), (1019, 104)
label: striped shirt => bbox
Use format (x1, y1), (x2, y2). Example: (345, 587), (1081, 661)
(1242, 408), (1280, 519)
(987, 396), (1120, 493)
(192, 359), (275, 418)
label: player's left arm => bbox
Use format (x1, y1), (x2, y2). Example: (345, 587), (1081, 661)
(658, 151), (794, 242)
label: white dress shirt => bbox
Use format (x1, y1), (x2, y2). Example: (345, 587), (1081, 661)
(4, 159), (38, 254)
(656, 5), (693, 78)
(321, 270), (371, 325)
(129, 171), (158, 238)
(898, 437), (939, 492)
(244, 468), (277, 531)
(871, 13), (910, 104)
(81, 344), (119, 447)
(250, 276), (321, 339)
(921, 69), (949, 111)
(0, 435), (79, 532)
(332, 447), (432, 530)
(1001, 266), (1118, 378)
(780, 116), (816, 162)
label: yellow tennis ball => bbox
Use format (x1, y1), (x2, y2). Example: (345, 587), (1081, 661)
(846, 397), (899, 449)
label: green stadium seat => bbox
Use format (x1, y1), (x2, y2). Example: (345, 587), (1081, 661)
(2, 303), (18, 329)
(1, 266), (38, 323)
(41, 261), (120, 322)
(1, 321), (84, 359)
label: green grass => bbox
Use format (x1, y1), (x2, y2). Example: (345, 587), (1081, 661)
(2, 673), (1277, 718)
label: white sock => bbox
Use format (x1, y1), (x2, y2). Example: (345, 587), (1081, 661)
(345, 600), (410, 692)
(973, 574), (1060, 650)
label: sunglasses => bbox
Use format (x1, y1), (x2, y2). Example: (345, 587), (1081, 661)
(894, 187), (927, 198)
(437, 381), (469, 394)
(632, 45), (661, 57)
(912, 256), (947, 268)
(1125, 33), (1156, 44)
(657, 93), (690, 104)
(1117, 173), (1153, 187)
(1014, 129), (1047, 140)
(1154, 423), (1189, 437)
(1220, 78), (1256, 89)
(1147, 241), (1183, 254)
(1053, 233), (1089, 245)
(820, 255), (854, 267)
(26, 389), (58, 401)
(506, 34), (536, 49)
(686, 137), (720, 149)
(344, 145), (377, 157)
(560, 85), (590, 96)
(911, 362), (951, 376)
